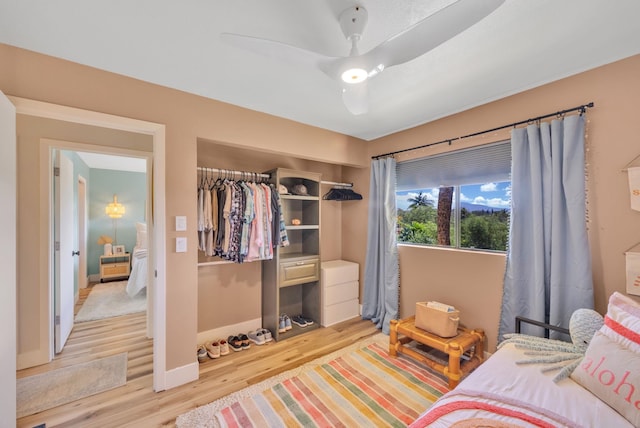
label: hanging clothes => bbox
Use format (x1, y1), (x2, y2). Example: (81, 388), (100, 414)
(197, 187), (205, 251)
(197, 169), (288, 263)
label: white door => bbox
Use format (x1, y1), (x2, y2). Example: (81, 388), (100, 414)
(54, 151), (75, 353)
(0, 92), (17, 426)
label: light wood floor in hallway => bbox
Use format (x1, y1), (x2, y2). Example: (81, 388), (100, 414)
(17, 286), (380, 427)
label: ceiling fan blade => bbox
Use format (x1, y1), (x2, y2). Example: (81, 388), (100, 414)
(364, 0), (505, 70)
(342, 81), (369, 115)
(220, 33), (335, 70)
(319, 0), (504, 81)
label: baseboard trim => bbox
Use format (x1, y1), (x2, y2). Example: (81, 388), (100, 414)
(164, 362), (199, 390)
(88, 273), (100, 283)
(197, 317), (262, 346)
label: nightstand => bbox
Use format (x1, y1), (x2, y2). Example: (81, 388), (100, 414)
(99, 253), (131, 282)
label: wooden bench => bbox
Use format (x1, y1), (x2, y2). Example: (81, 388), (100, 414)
(389, 316), (485, 388)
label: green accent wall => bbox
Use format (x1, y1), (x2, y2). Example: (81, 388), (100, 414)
(88, 169), (146, 275)
(61, 152), (147, 282)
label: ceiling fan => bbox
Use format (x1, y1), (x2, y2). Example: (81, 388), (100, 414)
(220, 0), (504, 115)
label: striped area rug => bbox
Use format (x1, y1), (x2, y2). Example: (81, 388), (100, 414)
(214, 343), (449, 427)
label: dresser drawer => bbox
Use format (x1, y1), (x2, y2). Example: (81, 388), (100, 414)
(280, 257), (319, 287)
(321, 260), (358, 285)
(324, 280), (359, 306)
(322, 299), (360, 327)
(102, 263), (129, 276)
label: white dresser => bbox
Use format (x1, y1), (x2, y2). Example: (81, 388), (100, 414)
(321, 260), (360, 327)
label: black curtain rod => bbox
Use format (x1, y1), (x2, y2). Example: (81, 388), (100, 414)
(372, 102), (594, 159)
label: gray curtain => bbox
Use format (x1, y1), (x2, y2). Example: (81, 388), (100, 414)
(499, 114), (593, 340)
(362, 157), (399, 334)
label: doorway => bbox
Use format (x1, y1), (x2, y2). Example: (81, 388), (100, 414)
(11, 96), (168, 392)
(54, 148), (150, 355)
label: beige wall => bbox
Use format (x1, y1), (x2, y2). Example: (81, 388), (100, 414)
(3, 40), (640, 373)
(1, 43), (368, 373)
(342, 54), (640, 351)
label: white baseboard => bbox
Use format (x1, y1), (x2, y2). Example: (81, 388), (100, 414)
(197, 317), (262, 346)
(88, 273), (100, 283)
(164, 362), (199, 390)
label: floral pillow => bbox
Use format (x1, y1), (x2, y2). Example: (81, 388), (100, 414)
(571, 292), (640, 426)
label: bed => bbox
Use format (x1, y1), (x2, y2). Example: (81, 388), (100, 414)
(126, 222), (148, 297)
(410, 292), (640, 428)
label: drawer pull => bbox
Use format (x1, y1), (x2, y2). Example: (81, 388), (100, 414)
(296, 261), (305, 265)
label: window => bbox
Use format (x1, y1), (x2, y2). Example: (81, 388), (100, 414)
(396, 141), (511, 252)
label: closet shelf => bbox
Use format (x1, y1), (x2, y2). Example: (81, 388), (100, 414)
(198, 258), (259, 267)
(198, 260), (232, 267)
(263, 168), (322, 342)
(280, 252), (319, 260)
(281, 194), (318, 201)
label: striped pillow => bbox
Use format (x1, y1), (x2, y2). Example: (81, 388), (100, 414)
(571, 292), (640, 426)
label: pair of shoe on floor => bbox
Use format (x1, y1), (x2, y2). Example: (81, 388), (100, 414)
(279, 314), (314, 332)
(248, 328), (273, 345)
(198, 338), (231, 361)
(227, 334), (251, 352)
(292, 315), (314, 328)
(197, 328), (273, 362)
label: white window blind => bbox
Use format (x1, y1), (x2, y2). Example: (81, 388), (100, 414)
(396, 140), (511, 191)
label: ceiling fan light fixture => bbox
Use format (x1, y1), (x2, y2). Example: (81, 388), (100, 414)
(221, 0), (505, 114)
(341, 67), (368, 84)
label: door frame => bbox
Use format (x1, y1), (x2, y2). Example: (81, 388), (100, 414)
(0, 91), (17, 427)
(45, 141), (152, 348)
(11, 96), (168, 392)
(78, 175), (88, 292)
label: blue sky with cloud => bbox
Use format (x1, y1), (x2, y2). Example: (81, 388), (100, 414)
(397, 181), (511, 211)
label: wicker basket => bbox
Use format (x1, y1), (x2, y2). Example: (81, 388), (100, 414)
(415, 302), (460, 337)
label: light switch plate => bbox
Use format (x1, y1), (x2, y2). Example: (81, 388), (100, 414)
(176, 237), (187, 253)
(176, 216), (187, 231)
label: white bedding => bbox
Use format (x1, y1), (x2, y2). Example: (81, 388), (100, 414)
(410, 342), (632, 428)
(126, 246), (148, 297)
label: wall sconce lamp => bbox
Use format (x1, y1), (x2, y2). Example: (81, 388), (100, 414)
(105, 194), (125, 244)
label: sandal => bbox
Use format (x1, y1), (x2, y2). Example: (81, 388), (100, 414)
(239, 333), (251, 349)
(227, 335), (243, 352)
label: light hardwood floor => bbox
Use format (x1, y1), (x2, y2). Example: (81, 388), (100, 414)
(17, 286), (380, 427)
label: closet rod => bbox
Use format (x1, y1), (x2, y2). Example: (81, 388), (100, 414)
(321, 180), (353, 188)
(197, 166), (271, 180)
(372, 102), (594, 159)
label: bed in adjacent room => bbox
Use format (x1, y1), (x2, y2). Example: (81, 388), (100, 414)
(126, 222), (148, 297)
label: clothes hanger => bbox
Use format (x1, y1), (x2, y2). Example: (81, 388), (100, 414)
(323, 186), (362, 200)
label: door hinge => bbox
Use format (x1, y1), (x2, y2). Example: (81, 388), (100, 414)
(54, 241), (60, 251)
(55, 315), (60, 325)
(53, 167), (60, 177)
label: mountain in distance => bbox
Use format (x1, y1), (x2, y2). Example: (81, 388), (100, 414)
(461, 202), (510, 212)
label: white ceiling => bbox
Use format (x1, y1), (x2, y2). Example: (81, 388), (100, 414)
(76, 152), (146, 173)
(1, 1), (639, 141)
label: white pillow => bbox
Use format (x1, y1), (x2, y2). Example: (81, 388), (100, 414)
(571, 292), (640, 426)
(135, 222), (147, 249)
